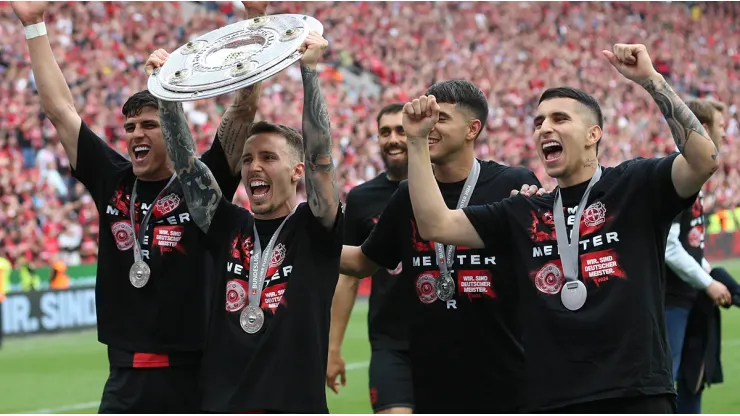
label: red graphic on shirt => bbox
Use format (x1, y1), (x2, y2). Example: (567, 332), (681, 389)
(262, 281), (289, 311)
(151, 193), (181, 217)
(151, 225), (186, 254)
(264, 243), (287, 278)
(529, 202), (613, 243)
(691, 198), (703, 219)
(111, 185), (132, 217)
(225, 279), (248, 312)
(410, 219), (435, 252)
(230, 233), (254, 270)
(531, 260), (565, 294)
(688, 225), (704, 248)
(579, 249), (626, 287)
(457, 269), (496, 300)
(111, 220), (135, 251)
(416, 271), (439, 304)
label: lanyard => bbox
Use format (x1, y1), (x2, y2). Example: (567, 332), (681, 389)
(129, 174), (177, 262)
(552, 166), (602, 282)
(434, 159), (481, 275)
(248, 205), (298, 307)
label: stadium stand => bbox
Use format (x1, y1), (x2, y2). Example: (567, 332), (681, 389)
(0, 1), (739, 278)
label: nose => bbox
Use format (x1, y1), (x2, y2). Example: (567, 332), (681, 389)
(132, 124), (146, 140)
(539, 119), (554, 137)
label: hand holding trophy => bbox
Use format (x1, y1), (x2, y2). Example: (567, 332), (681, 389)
(148, 10), (323, 101)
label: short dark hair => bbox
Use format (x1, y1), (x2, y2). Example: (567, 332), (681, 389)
(122, 90), (159, 119)
(376, 103), (405, 127)
(538, 87), (604, 153)
(425, 80), (489, 139)
(247, 121), (304, 163)
(686, 99), (725, 128)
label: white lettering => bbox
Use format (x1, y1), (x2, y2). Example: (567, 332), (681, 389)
(446, 299), (457, 309)
(484, 256), (496, 265)
(606, 232), (619, 243)
(593, 235), (603, 247)
(106, 206), (119, 215)
(40, 290), (97, 330)
(412, 256), (433, 267)
(227, 262), (244, 275)
(470, 255), (480, 265)
(2, 295), (39, 334)
(179, 213), (191, 223)
(282, 265), (293, 276)
(533, 246), (544, 257)
(142, 249), (150, 260)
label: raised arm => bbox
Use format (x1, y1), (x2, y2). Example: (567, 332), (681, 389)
(602, 44), (719, 198)
(12, 2), (82, 168)
(217, 2), (268, 173)
(299, 33), (340, 230)
(402, 96), (484, 248)
(158, 100), (222, 234)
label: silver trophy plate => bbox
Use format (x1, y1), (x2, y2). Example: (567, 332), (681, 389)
(148, 14), (323, 101)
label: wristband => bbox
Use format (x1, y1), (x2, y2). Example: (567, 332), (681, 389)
(24, 22), (47, 40)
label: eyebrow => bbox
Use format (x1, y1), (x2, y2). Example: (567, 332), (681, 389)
(439, 111), (452, 119)
(533, 111), (570, 125)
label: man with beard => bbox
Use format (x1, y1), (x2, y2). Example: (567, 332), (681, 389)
(403, 44), (720, 412)
(157, 32), (342, 413)
(11, 1), (267, 412)
(339, 80), (542, 413)
(327, 103), (415, 414)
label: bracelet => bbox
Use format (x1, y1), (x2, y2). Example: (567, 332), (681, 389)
(24, 22), (47, 40)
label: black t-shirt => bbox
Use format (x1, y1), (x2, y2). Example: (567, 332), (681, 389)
(463, 154), (695, 411)
(362, 160), (539, 413)
(344, 173), (407, 350)
(71, 122), (240, 367)
(665, 193), (705, 308)
(200, 199), (343, 413)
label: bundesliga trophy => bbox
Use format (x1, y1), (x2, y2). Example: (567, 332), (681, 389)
(148, 13), (323, 101)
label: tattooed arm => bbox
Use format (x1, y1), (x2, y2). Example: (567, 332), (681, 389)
(300, 35), (340, 230)
(158, 100), (223, 234)
(217, 83), (263, 174)
(639, 74), (720, 198)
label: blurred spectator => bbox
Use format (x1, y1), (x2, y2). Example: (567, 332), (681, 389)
(0, 1), (739, 271)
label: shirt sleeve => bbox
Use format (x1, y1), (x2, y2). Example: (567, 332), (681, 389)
(71, 121), (131, 205)
(461, 198), (515, 257)
(360, 185), (407, 270)
(199, 135), (241, 202)
(640, 153), (699, 222)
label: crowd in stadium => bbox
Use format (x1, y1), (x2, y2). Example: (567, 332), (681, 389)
(1, 1), (739, 269)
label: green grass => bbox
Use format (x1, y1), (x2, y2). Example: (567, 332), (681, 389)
(2, 260), (740, 413)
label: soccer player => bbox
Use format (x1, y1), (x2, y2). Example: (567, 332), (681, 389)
(158, 32), (342, 413)
(11, 1), (266, 412)
(403, 44), (720, 412)
(327, 103), (415, 413)
(339, 80), (542, 413)
(665, 98), (731, 413)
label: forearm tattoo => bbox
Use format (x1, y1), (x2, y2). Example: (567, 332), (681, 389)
(640, 77), (717, 160)
(159, 100), (222, 233)
(217, 84), (261, 170)
(301, 65), (339, 220)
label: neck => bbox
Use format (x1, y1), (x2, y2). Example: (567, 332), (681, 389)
(385, 168), (407, 182)
(138, 168), (174, 182)
(433, 150), (475, 183)
(558, 160), (597, 188)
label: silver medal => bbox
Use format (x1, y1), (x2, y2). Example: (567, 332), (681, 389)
(129, 260), (151, 288)
(240, 304), (265, 334)
(560, 280), (588, 311)
(435, 272), (456, 301)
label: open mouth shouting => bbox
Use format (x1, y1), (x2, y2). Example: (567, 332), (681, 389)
(541, 139), (563, 165)
(249, 179), (271, 201)
(132, 144), (152, 163)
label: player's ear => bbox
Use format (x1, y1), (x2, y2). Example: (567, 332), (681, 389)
(292, 161), (305, 184)
(587, 125), (602, 148)
(467, 119), (482, 141)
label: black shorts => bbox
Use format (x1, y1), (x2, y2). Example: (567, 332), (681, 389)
(98, 365), (201, 413)
(543, 394), (676, 414)
(369, 348), (414, 413)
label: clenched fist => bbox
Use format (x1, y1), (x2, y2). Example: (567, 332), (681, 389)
(602, 44), (661, 85)
(145, 49), (170, 76)
(402, 95), (440, 139)
(11, 1), (48, 25)
(299, 32), (328, 70)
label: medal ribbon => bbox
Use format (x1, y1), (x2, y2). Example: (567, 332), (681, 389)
(129, 174), (178, 263)
(434, 159), (481, 277)
(552, 166), (602, 283)
(248, 205), (299, 309)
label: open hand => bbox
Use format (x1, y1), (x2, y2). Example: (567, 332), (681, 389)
(299, 32), (328, 70)
(145, 49), (169, 76)
(602, 44), (661, 85)
(402, 95), (440, 139)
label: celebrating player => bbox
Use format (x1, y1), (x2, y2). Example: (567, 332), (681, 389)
(327, 103), (415, 413)
(403, 44), (720, 412)
(11, 1), (269, 412)
(339, 80), (542, 413)
(157, 32), (342, 413)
